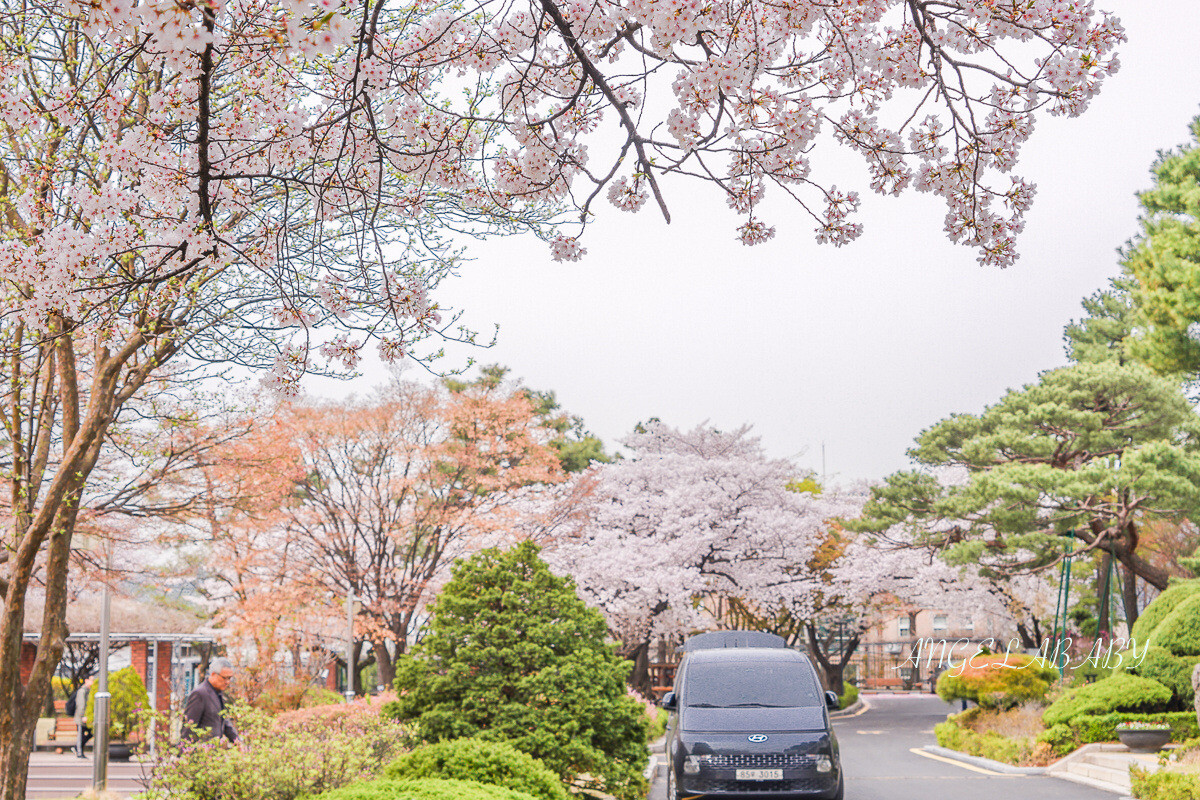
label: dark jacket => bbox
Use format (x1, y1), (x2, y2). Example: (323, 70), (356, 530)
(183, 679), (238, 743)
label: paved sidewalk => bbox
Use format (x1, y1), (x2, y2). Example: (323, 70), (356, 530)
(27, 750), (147, 799)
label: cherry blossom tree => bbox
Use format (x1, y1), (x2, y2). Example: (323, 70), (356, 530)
(538, 423), (862, 691)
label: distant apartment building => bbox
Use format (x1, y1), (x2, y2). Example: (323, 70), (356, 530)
(849, 608), (1014, 691)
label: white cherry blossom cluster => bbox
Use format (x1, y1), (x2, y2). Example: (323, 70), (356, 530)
(538, 423), (864, 645)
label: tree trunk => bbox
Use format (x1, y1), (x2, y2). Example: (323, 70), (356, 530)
(804, 621), (861, 692)
(351, 640), (366, 696)
(1016, 622), (1037, 650)
(1121, 566), (1139, 632)
(374, 642), (395, 690)
(1097, 552), (1112, 641)
(622, 640), (652, 698)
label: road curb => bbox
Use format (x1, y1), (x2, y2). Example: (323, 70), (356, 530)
(921, 745), (1047, 775)
(830, 696), (871, 718)
(828, 698), (864, 718)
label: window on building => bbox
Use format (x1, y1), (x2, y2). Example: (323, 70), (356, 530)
(898, 617), (911, 636)
(964, 617), (975, 632)
(933, 614), (948, 632)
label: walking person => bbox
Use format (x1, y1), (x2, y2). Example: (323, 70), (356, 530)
(183, 657), (239, 744)
(72, 675), (94, 758)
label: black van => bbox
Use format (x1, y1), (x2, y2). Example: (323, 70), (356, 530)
(661, 632), (843, 800)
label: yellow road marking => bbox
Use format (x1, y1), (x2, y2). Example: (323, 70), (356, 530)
(908, 747), (1022, 777)
(842, 697), (871, 718)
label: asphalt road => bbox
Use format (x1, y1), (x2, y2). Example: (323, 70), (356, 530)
(649, 693), (1121, 800)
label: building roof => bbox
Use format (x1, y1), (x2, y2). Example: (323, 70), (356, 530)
(23, 592), (211, 639)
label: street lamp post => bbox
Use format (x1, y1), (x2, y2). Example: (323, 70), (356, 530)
(92, 543), (112, 792)
(344, 589), (355, 703)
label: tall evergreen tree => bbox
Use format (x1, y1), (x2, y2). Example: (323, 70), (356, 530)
(386, 542), (647, 800)
(1125, 116), (1200, 376)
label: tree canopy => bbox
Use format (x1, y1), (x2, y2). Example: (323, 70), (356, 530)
(1125, 117), (1200, 376)
(855, 361), (1200, 593)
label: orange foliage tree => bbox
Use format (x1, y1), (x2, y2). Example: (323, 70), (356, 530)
(197, 379), (565, 692)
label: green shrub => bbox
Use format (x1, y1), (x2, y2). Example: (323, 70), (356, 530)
(383, 739), (568, 800)
(1130, 769), (1200, 800)
(85, 666), (150, 741)
(1150, 594), (1200, 657)
(839, 682), (859, 710)
(1120, 580), (1200, 710)
(1043, 674), (1172, 726)
(1131, 581), (1200, 644)
(313, 778), (540, 800)
(1068, 711), (1199, 744)
(386, 542), (649, 800)
(647, 709), (668, 742)
(934, 713), (1031, 765)
(1036, 723), (1076, 757)
(1136, 648), (1200, 707)
(936, 653), (1058, 709)
(141, 698), (406, 800)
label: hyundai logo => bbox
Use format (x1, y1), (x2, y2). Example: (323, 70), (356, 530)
(747, 734), (769, 743)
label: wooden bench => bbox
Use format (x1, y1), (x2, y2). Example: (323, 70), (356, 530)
(47, 717), (77, 743)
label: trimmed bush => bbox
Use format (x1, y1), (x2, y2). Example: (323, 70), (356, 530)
(936, 653), (1058, 709)
(934, 711), (1033, 766)
(1121, 579), (1200, 710)
(1131, 581), (1200, 644)
(1138, 648), (1200, 704)
(383, 739), (569, 800)
(1151, 594), (1200, 657)
(1130, 769), (1200, 800)
(313, 778), (540, 800)
(647, 709), (668, 742)
(254, 684), (346, 714)
(1069, 711), (1199, 745)
(1043, 674), (1172, 727)
(386, 542), (648, 800)
(1036, 723), (1076, 757)
(839, 682), (859, 710)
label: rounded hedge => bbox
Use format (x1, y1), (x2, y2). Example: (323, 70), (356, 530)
(1136, 647), (1200, 702)
(1043, 674), (1172, 727)
(313, 778), (540, 800)
(935, 653), (1057, 708)
(1119, 579), (1200, 709)
(1149, 593), (1200, 656)
(383, 739), (569, 800)
(1130, 580), (1200, 644)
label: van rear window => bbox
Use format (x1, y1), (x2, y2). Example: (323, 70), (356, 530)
(684, 660), (821, 708)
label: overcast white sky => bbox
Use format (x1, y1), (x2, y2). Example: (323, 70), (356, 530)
(314, 2), (1200, 484)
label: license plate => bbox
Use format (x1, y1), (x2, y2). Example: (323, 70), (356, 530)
(735, 769), (783, 781)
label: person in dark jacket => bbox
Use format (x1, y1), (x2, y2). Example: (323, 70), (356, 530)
(72, 675), (95, 757)
(183, 657), (239, 743)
